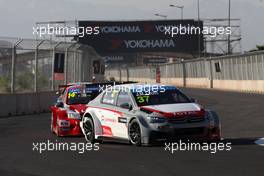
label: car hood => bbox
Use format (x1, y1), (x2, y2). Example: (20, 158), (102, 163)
(143, 103), (201, 113)
(140, 103), (205, 118)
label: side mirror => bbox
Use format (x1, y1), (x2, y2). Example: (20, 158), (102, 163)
(120, 103), (133, 111)
(190, 98), (197, 103)
(56, 102), (64, 108)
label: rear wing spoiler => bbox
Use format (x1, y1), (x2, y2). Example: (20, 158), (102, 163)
(85, 81), (138, 87)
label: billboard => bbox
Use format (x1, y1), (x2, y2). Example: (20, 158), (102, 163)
(78, 20), (204, 55)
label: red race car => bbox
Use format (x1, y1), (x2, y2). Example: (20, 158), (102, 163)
(50, 82), (104, 136)
(50, 82), (135, 136)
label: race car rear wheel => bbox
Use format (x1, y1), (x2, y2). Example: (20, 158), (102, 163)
(83, 118), (95, 143)
(129, 119), (142, 146)
(207, 110), (221, 142)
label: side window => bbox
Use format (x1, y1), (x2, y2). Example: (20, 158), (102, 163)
(102, 90), (118, 105)
(117, 91), (132, 106)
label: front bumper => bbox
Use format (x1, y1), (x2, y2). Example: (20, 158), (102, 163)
(142, 119), (221, 143)
(148, 127), (221, 142)
(57, 119), (83, 136)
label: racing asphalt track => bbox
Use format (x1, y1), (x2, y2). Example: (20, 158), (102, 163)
(0, 88), (264, 176)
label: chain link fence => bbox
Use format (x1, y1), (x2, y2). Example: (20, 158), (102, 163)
(0, 37), (104, 93)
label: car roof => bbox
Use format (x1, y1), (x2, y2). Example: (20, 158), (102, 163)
(112, 83), (177, 91)
(67, 81), (137, 86)
(67, 82), (92, 85)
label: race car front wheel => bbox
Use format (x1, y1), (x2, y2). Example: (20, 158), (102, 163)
(129, 119), (142, 146)
(83, 118), (95, 143)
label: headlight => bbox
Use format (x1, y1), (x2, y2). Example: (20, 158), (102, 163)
(147, 116), (166, 123)
(68, 111), (81, 119)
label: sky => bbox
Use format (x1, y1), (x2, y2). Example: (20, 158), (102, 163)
(0, 0), (263, 51)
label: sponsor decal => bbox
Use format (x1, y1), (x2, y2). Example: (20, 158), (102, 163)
(90, 106), (123, 116)
(118, 117), (127, 123)
(100, 26), (141, 33)
(101, 115), (117, 123)
(124, 39), (175, 49)
(102, 126), (113, 136)
(58, 120), (70, 127)
(155, 25), (174, 33)
(173, 110), (204, 117)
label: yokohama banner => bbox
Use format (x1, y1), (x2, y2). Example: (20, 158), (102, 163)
(78, 20), (204, 54)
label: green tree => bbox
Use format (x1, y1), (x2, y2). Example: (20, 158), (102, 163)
(16, 71), (34, 91)
(256, 45), (264, 51)
(249, 45), (264, 52)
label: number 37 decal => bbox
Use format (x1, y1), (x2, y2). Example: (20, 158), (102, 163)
(136, 95), (150, 103)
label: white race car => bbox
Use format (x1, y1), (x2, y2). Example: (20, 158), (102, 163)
(80, 84), (221, 146)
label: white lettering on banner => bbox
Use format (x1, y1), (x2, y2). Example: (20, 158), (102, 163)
(155, 25), (166, 32)
(101, 26), (141, 33)
(155, 25), (173, 32)
(124, 39), (175, 49)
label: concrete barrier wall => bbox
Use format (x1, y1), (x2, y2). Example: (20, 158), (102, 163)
(212, 80), (264, 93)
(128, 77), (156, 84)
(0, 94), (17, 117)
(111, 74), (264, 93)
(160, 78), (264, 93)
(185, 78), (210, 88)
(0, 91), (57, 117)
(160, 78), (184, 86)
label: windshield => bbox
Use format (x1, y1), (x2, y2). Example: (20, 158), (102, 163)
(132, 88), (191, 106)
(67, 86), (100, 105)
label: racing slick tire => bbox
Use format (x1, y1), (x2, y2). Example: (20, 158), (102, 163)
(128, 119), (142, 146)
(207, 110), (221, 142)
(83, 117), (96, 144)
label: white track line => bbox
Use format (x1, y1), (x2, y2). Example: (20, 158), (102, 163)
(255, 138), (264, 146)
